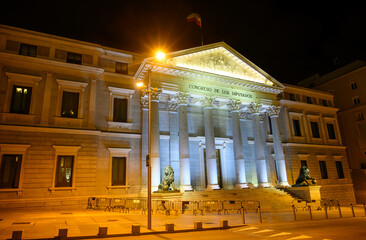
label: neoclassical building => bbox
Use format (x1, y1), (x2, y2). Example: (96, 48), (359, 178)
(0, 25), (356, 208)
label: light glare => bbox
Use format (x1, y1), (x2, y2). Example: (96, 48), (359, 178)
(156, 51), (166, 61)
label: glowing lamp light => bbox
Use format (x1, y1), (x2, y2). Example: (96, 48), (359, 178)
(155, 51), (166, 61)
(136, 81), (144, 88)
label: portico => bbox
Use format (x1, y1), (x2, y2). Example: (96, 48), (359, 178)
(135, 42), (288, 192)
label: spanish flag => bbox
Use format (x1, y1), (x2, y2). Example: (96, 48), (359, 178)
(186, 13), (202, 28)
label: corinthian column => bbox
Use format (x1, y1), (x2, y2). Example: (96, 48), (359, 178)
(267, 106), (289, 186)
(228, 99), (247, 189)
(201, 96), (220, 190)
(175, 92), (193, 191)
(248, 103), (270, 187)
(144, 88), (162, 191)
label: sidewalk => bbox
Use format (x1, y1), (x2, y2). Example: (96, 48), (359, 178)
(0, 205), (365, 240)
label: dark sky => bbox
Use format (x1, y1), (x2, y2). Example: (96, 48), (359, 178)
(1, 0), (366, 84)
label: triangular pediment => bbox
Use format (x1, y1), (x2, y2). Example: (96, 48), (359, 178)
(164, 42), (280, 87)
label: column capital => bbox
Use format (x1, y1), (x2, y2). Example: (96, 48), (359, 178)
(239, 111), (250, 120)
(167, 100), (178, 111)
(174, 91), (190, 105)
(140, 96), (149, 109)
(267, 105), (281, 117)
(200, 96), (215, 108)
(259, 113), (267, 121)
(227, 99), (242, 112)
(142, 87), (162, 101)
(247, 102), (262, 114)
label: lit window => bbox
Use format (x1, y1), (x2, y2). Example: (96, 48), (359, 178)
(112, 157), (126, 186)
(115, 62), (128, 74)
(55, 156), (74, 187)
(350, 82), (358, 90)
(0, 155), (22, 189)
(10, 85), (32, 114)
(310, 122), (320, 138)
(293, 119), (302, 137)
(61, 91), (79, 118)
(319, 161), (328, 179)
(66, 52), (82, 65)
(19, 43), (37, 57)
(113, 98), (128, 122)
(327, 123), (336, 139)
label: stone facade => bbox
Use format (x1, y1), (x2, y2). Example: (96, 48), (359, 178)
(0, 25), (356, 208)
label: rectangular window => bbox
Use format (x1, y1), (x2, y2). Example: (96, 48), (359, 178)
(353, 96), (360, 105)
(66, 52), (82, 64)
(10, 85), (32, 114)
(112, 157), (126, 186)
(0, 155), (22, 189)
(350, 82), (358, 90)
(113, 98), (128, 122)
(55, 156), (74, 187)
(322, 99), (328, 106)
(310, 121), (320, 138)
(327, 123), (336, 139)
(357, 112), (364, 121)
(19, 43), (37, 57)
(300, 160), (308, 168)
(336, 161), (344, 179)
(61, 91), (79, 118)
(115, 62), (128, 74)
(289, 93), (296, 101)
(293, 119), (302, 136)
(319, 161), (328, 179)
(306, 96), (312, 104)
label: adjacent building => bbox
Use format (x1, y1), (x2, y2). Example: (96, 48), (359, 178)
(299, 61), (366, 203)
(0, 25), (356, 208)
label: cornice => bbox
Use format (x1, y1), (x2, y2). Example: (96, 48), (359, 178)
(280, 99), (339, 113)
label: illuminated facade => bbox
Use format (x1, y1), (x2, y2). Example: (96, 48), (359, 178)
(0, 25), (356, 208)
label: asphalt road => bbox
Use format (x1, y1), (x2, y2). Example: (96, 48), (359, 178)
(90, 217), (366, 240)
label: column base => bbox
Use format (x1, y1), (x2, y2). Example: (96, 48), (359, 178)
(235, 183), (248, 189)
(276, 181), (290, 187)
(180, 185), (193, 192)
(257, 182), (271, 188)
(206, 184), (220, 191)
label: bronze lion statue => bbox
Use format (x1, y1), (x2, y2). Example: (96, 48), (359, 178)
(158, 165), (176, 191)
(292, 166), (317, 187)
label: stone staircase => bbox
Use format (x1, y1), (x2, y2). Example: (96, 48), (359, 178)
(181, 187), (296, 210)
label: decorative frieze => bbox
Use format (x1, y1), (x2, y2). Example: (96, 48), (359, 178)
(227, 99), (241, 111)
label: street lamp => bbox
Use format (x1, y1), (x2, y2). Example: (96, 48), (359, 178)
(136, 50), (165, 230)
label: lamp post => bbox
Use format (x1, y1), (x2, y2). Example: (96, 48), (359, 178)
(136, 51), (165, 230)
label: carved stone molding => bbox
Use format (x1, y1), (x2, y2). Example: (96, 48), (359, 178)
(200, 96), (215, 108)
(267, 105), (281, 117)
(259, 113), (267, 121)
(247, 102), (262, 114)
(174, 92), (190, 105)
(239, 111), (250, 120)
(140, 96), (149, 109)
(141, 87), (162, 101)
(167, 100), (178, 111)
(227, 99), (241, 111)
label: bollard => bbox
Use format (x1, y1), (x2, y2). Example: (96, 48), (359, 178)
(131, 225), (141, 235)
(351, 204), (355, 217)
(165, 223), (174, 232)
(241, 207), (246, 224)
(324, 204), (328, 219)
(98, 227), (108, 237)
(220, 220), (229, 229)
(363, 203), (366, 217)
(338, 204), (342, 218)
(194, 221), (203, 230)
(292, 205), (297, 221)
(308, 206), (313, 220)
(12, 231), (22, 240)
(258, 206), (262, 223)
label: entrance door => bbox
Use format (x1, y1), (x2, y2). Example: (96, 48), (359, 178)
(203, 149), (222, 188)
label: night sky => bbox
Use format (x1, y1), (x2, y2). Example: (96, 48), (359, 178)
(1, 0), (365, 84)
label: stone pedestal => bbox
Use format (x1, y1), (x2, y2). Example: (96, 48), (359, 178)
(286, 186), (321, 203)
